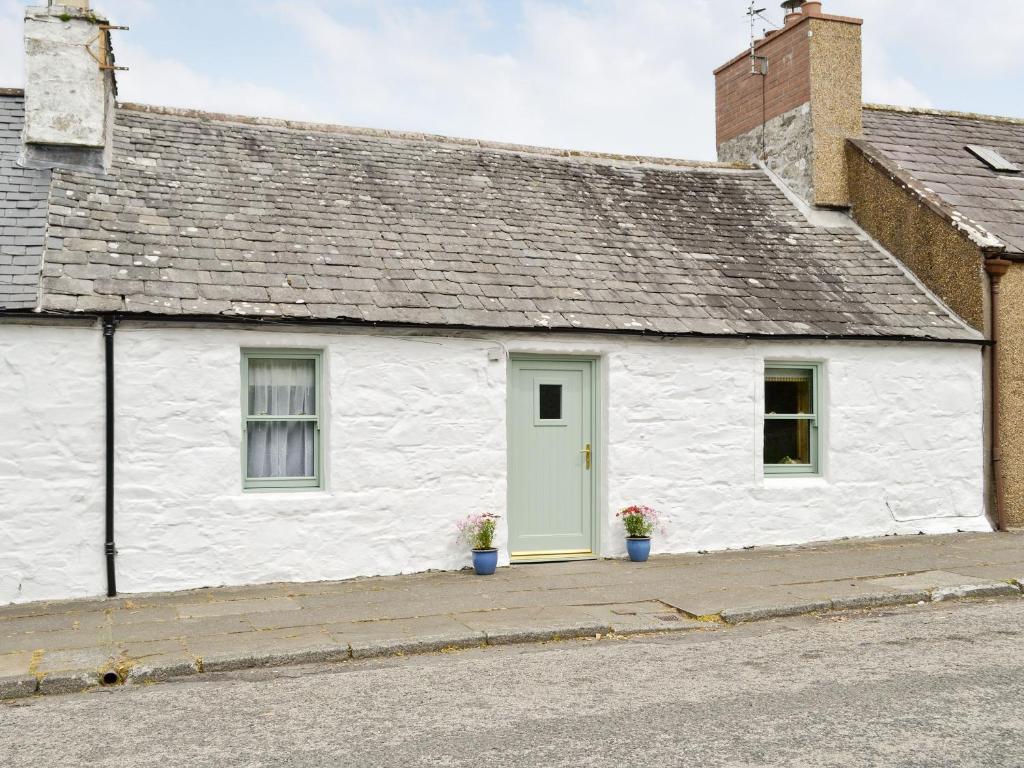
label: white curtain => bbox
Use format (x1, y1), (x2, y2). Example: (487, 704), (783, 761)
(247, 359), (316, 478)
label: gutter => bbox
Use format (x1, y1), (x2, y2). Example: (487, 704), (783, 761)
(0, 310), (990, 346)
(103, 315), (118, 596)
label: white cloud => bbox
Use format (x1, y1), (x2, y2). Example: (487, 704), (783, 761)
(861, 37), (933, 109)
(95, 0), (156, 17)
(0, 0), (158, 87)
(0, 0), (1021, 160)
(279, 0), (738, 159)
(111, 41), (313, 120)
(0, 0), (309, 121)
(835, 0), (1024, 75)
(0, 0), (23, 87)
(94, 0), (311, 119)
(830, 0), (1024, 108)
(270, 0), (1022, 158)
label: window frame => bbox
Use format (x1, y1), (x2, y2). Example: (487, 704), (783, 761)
(241, 349), (324, 491)
(763, 362), (821, 477)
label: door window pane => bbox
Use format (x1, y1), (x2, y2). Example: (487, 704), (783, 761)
(538, 384), (562, 420)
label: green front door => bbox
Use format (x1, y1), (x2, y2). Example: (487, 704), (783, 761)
(508, 358), (596, 559)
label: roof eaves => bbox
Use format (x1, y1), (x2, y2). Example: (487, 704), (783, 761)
(0, 299), (41, 312)
(14, 309), (990, 345)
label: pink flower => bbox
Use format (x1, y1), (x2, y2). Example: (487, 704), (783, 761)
(456, 513), (501, 550)
(617, 505), (666, 537)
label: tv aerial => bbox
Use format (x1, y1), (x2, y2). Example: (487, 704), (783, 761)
(746, 1), (777, 75)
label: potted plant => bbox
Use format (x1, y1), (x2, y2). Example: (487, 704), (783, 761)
(457, 513), (500, 575)
(616, 505), (662, 562)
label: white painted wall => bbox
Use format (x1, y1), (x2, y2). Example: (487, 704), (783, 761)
(0, 322), (990, 604)
(0, 323), (105, 603)
(111, 324), (508, 597)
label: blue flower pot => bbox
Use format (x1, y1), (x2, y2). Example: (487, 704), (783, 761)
(472, 548), (498, 575)
(626, 537), (651, 562)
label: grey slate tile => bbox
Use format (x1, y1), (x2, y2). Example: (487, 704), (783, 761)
(863, 107), (1024, 255)
(0, 94), (47, 309)
(0, 94), (980, 339)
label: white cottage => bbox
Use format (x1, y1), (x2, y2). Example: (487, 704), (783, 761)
(0, 4), (990, 605)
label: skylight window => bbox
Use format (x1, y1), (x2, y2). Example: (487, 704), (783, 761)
(966, 145), (1021, 173)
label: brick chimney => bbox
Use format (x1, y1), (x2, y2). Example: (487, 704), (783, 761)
(22, 1), (119, 170)
(714, 0), (862, 208)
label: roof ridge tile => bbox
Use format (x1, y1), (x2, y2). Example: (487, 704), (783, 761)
(864, 103), (1024, 127)
(117, 101), (754, 173)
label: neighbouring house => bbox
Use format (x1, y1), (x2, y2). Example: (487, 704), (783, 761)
(850, 109), (1024, 531)
(715, 0), (1023, 532)
(0, 1), (990, 606)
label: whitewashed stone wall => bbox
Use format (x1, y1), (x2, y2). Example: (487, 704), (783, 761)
(599, 337), (988, 556)
(0, 323), (105, 603)
(111, 324), (508, 597)
(0, 322), (989, 604)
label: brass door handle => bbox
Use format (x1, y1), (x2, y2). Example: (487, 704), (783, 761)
(581, 443), (591, 470)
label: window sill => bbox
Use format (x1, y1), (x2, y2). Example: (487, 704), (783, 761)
(763, 475), (828, 488)
(242, 484), (326, 494)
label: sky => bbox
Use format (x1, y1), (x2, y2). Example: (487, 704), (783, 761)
(1, 0), (1022, 161)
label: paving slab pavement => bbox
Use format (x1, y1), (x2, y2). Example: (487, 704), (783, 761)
(1, 531), (1022, 700)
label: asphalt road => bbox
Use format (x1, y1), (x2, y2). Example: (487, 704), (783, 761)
(3, 598), (1023, 767)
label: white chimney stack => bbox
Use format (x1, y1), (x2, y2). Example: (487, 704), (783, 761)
(22, 2), (118, 170)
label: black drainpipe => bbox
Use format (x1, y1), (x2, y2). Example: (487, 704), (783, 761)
(103, 315), (118, 597)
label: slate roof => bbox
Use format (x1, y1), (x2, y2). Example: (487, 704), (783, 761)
(0, 92), (49, 309)
(1, 92), (979, 340)
(861, 105), (1024, 256)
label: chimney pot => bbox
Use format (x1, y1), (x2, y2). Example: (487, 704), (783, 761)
(803, 1), (823, 16)
(782, 0), (804, 24)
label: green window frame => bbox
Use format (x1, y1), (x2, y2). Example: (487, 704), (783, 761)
(763, 362), (820, 476)
(241, 349), (323, 490)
